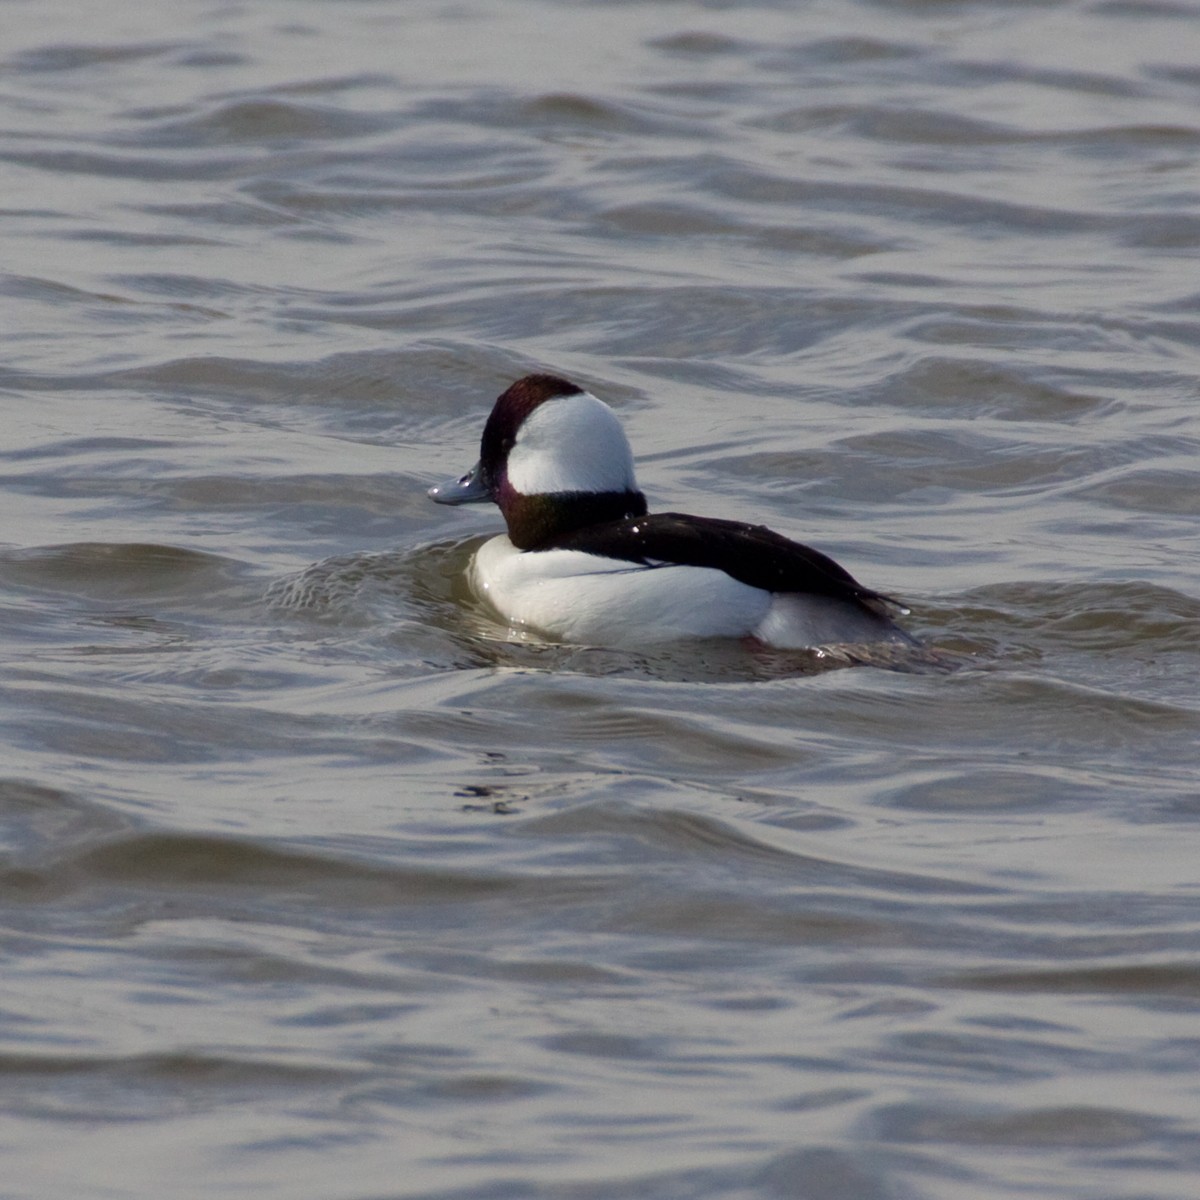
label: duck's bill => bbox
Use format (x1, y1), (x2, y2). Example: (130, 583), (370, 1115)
(428, 462), (492, 505)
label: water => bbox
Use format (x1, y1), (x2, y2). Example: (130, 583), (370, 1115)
(2, 1), (1199, 1197)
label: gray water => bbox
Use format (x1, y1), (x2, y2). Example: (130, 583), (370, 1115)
(2, 1), (1200, 1197)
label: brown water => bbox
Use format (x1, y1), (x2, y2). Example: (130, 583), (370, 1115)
(3, 1), (1200, 1197)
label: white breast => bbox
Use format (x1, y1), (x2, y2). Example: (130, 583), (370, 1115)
(469, 536), (771, 645)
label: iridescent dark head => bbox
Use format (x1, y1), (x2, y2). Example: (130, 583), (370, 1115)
(428, 374), (646, 548)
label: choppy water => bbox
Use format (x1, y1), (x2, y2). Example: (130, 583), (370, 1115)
(3, 1), (1200, 1197)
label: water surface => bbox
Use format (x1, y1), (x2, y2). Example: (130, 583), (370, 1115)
(2, 1), (1200, 1197)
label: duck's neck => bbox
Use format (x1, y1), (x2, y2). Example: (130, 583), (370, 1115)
(499, 488), (648, 550)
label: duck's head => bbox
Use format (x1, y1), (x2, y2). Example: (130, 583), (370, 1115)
(429, 374), (647, 548)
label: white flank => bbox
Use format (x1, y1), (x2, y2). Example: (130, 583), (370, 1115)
(469, 537), (914, 649)
(504, 392), (638, 496)
(469, 537), (770, 645)
(756, 593), (911, 649)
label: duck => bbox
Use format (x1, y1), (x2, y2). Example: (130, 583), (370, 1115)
(428, 374), (916, 650)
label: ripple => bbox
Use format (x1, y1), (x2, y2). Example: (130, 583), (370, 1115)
(130, 97), (392, 147)
(648, 32), (754, 58)
(954, 962), (1200, 998)
(877, 1101), (1168, 1149)
(0, 542), (241, 599)
(9, 41), (182, 73)
(0, 1050), (357, 1121)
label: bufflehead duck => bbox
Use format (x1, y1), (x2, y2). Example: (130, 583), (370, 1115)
(429, 374), (915, 650)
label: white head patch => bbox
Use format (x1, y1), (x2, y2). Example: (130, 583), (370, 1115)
(505, 392), (639, 496)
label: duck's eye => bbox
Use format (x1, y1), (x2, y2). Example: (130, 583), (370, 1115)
(501, 436), (515, 451)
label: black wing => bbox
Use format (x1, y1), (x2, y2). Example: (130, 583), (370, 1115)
(541, 512), (903, 614)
